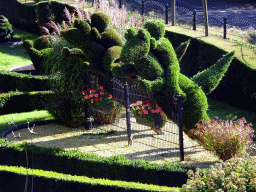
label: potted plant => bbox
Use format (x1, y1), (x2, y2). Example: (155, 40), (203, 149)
(82, 86), (114, 114)
(130, 100), (167, 134)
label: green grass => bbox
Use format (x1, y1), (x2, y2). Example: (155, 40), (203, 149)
(0, 27), (39, 71)
(0, 110), (55, 135)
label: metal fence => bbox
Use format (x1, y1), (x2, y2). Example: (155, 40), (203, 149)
(84, 73), (185, 161)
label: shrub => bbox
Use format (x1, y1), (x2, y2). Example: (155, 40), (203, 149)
(0, 15), (13, 43)
(188, 117), (255, 161)
(180, 157), (256, 191)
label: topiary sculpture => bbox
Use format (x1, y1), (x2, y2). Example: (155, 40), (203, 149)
(113, 19), (235, 135)
(22, 40), (54, 72)
(0, 15), (13, 43)
(60, 12), (124, 77)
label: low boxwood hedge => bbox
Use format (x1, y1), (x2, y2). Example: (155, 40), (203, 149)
(0, 90), (54, 114)
(0, 139), (193, 187)
(0, 165), (178, 192)
(0, 70), (51, 92)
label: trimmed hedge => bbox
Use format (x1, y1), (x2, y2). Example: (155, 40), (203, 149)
(0, 90), (54, 114)
(0, 139), (192, 187)
(165, 30), (256, 112)
(0, 165), (178, 192)
(0, 70), (51, 92)
(0, 0), (76, 35)
(0, 0), (39, 34)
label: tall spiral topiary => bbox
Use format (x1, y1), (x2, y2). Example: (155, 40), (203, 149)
(0, 15), (13, 43)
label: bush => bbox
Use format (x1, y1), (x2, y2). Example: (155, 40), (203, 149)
(45, 88), (84, 127)
(180, 157), (256, 191)
(188, 117), (255, 161)
(0, 15), (13, 43)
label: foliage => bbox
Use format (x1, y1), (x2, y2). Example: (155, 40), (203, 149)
(0, 165), (179, 192)
(180, 157), (256, 191)
(82, 86), (114, 108)
(192, 51), (235, 95)
(188, 117), (255, 161)
(130, 100), (166, 123)
(45, 88), (84, 127)
(0, 15), (13, 43)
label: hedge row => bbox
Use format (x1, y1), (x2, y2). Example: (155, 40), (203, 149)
(0, 70), (51, 92)
(0, 165), (177, 192)
(0, 139), (192, 187)
(0, 0), (76, 34)
(165, 30), (256, 112)
(0, 90), (54, 115)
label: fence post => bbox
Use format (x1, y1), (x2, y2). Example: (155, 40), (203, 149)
(224, 17), (227, 39)
(119, 0), (122, 9)
(165, 4), (168, 25)
(193, 10), (196, 30)
(124, 83), (132, 146)
(141, 0), (144, 20)
(177, 95), (184, 161)
(171, 0), (176, 26)
(83, 72), (90, 130)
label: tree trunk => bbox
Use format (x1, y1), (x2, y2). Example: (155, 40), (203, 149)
(202, 0), (209, 36)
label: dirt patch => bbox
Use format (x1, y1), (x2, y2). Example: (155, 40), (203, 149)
(6, 117), (256, 168)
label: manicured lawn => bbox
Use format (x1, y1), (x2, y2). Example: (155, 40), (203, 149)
(0, 27), (39, 71)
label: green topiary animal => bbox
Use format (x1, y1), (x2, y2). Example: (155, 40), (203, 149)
(60, 12), (124, 77)
(113, 20), (235, 135)
(0, 15), (13, 43)
(22, 40), (54, 72)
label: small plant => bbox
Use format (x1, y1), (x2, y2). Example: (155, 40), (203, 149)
(180, 157), (256, 191)
(82, 86), (114, 108)
(189, 116), (255, 161)
(130, 100), (166, 123)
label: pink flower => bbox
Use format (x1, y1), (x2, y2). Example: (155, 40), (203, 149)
(100, 92), (104, 95)
(100, 86), (104, 89)
(151, 109), (155, 113)
(147, 106), (151, 110)
(89, 93), (94, 98)
(92, 90), (95, 93)
(91, 99), (94, 103)
(94, 93), (98, 97)
(155, 108), (162, 113)
(84, 95), (89, 99)
(136, 101), (143, 105)
(138, 109), (143, 114)
(160, 112), (163, 115)
(143, 109), (148, 114)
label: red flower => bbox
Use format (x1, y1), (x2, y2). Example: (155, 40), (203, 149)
(95, 98), (98, 101)
(145, 100), (151, 104)
(87, 88), (91, 92)
(100, 86), (104, 89)
(138, 109), (143, 114)
(82, 90), (87, 94)
(108, 94), (113, 98)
